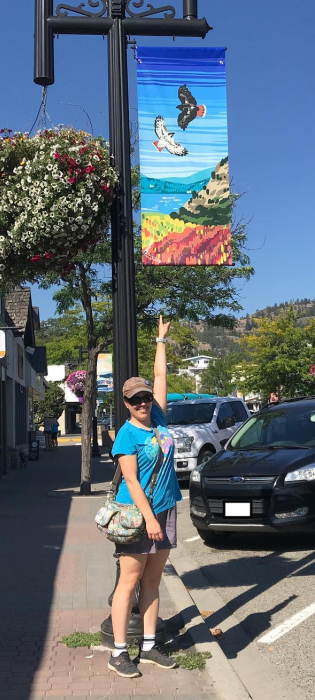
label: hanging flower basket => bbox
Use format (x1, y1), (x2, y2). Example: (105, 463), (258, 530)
(0, 127), (117, 290)
(67, 370), (87, 404)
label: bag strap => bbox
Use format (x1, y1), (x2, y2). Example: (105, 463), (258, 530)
(110, 424), (164, 497)
(147, 427), (164, 497)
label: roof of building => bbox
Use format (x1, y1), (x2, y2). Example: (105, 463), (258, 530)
(31, 346), (48, 377)
(5, 287), (35, 347)
(182, 355), (214, 362)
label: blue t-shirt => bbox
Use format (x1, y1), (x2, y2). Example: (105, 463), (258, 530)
(111, 403), (182, 514)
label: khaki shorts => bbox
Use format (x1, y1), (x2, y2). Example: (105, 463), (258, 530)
(115, 505), (177, 555)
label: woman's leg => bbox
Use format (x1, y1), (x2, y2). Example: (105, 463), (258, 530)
(138, 549), (170, 635)
(111, 553), (147, 643)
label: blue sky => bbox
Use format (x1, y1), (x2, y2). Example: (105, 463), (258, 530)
(1, 1), (315, 320)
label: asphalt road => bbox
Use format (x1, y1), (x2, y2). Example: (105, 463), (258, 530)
(177, 483), (315, 699)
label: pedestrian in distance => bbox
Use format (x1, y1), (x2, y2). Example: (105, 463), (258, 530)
(51, 417), (59, 451)
(43, 415), (52, 451)
(108, 315), (182, 679)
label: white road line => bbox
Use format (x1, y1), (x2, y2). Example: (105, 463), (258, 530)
(184, 535), (200, 542)
(258, 602), (315, 644)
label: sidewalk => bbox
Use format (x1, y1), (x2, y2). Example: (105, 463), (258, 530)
(0, 445), (218, 700)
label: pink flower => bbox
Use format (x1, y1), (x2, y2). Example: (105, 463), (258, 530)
(85, 165), (96, 174)
(53, 152), (61, 159)
(68, 176), (77, 184)
(31, 255), (41, 263)
(101, 184), (110, 193)
(44, 252), (51, 259)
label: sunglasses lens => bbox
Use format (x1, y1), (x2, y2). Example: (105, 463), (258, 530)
(129, 394), (153, 405)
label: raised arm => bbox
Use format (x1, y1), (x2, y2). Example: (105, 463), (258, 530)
(153, 315), (170, 415)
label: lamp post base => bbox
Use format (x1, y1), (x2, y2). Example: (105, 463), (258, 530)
(102, 556), (166, 649)
(100, 614), (166, 649)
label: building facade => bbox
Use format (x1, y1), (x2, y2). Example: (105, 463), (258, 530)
(0, 288), (47, 476)
(46, 365), (81, 435)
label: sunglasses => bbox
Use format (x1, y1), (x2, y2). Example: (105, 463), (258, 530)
(125, 393), (154, 406)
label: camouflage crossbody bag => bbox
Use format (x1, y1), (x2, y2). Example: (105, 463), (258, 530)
(95, 427), (164, 544)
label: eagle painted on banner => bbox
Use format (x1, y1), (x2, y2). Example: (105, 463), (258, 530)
(153, 116), (188, 156)
(177, 84), (207, 130)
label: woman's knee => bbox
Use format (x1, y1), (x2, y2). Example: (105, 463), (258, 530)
(117, 572), (141, 595)
(140, 570), (162, 590)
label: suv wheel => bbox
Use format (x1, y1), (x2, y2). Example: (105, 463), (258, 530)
(197, 529), (231, 546)
(197, 447), (215, 465)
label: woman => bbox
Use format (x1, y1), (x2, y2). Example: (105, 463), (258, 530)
(108, 316), (182, 679)
(51, 417), (59, 451)
(43, 415), (52, 452)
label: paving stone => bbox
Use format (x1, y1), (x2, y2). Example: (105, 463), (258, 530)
(0, 447), (219, 700)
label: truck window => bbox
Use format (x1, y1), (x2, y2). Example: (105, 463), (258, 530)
(166, 402), (216, 426)
(231, 401), (248, 423)
(216, 402), (235, 430)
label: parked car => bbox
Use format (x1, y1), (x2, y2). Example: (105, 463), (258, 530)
(190, 396), (315, 544)
(166, 396), (251, 480)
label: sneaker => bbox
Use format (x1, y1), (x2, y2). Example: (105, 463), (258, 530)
(139, 644), (177, 668)
(108, 651), (141, 678)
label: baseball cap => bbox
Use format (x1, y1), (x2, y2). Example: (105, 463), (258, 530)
(123, 377), (153, 399)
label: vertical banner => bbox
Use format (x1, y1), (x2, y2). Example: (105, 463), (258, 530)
(137, 47), (232, 267)
(97, 354), (113, 394)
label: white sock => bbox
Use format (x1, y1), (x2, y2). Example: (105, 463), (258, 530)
(112, 642), (127, 657)
(141, 635), (155, 652)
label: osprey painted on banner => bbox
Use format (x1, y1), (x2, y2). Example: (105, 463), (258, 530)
(177, 84), (207, 130)
(153, 116), (188, 156)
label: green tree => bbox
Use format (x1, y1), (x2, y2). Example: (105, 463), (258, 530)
(200, 352), (244, 396)
(238, 306), (315, 401)
(38, 169), (253, 494)
(34, 382), (65, 425)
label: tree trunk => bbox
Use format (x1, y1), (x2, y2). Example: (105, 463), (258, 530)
(78, 263), (98, 496)
(80, 349), (98, 495)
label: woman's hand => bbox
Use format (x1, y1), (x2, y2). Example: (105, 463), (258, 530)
(145, 515), (164, 541)
(158, 314), (170, 339)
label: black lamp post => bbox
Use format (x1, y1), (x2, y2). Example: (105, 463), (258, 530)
(34, 0), (211, 434)
(34, 0), (211, 648)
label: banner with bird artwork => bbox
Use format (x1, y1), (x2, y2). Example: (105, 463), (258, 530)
(137, 46), (232, 266)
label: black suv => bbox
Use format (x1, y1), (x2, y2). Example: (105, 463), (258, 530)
(190, 397), (315, 544)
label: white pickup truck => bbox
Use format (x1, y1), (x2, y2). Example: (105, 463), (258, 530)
(166, 396), (251, 480)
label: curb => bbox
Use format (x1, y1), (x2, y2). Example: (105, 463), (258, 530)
(163, 557), (250, 700)
(164, 541), (305, 700)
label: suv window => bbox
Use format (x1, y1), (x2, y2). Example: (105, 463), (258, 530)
(166, 402), (216, 426)
(216, 402), (235, 430)
(231, 401), (248, 423)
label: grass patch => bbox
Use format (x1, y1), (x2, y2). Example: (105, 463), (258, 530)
(61, 633), (211, 670)
(174, 651), (212, 670)
(61, 632), (102, 648)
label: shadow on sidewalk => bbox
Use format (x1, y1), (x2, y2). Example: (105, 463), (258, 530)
(0, 445), (113, 700)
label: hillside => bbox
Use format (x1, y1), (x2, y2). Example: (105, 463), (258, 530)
(170, 157), (230, 226)
(194, 299), (315, 356)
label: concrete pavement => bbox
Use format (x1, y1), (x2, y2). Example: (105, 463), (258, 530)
(0, 444), (218, 700)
